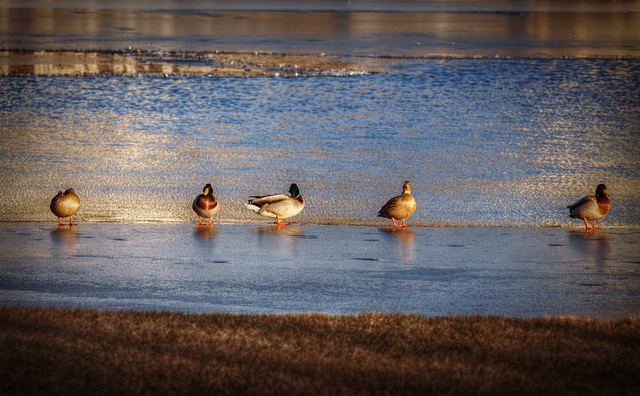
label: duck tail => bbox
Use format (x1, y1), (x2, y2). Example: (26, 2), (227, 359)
(244, 202), (260, 213)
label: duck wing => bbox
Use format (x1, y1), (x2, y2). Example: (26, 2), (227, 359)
(378, 196), (401, 217)
(567, 195), (594, 211)
(249, 193), (291, 205)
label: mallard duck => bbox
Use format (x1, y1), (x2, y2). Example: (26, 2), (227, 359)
(244, 183), (305, 225)
(378, 181), (417, 227)
(192, 183), (220, 225)
(567, 184), (611, 230)
(50, 188), (80, 226)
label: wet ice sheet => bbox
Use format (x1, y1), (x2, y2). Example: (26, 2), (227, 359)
(0, 223), (638, 318)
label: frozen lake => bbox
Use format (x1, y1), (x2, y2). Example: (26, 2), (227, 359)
(1, 223), (639, 318)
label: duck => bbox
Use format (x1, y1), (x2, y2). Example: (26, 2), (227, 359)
(192, 183), (220, 225)
(50, 188), (80, 226)
(244, 183), (305, 226)
(378, 181), (417, 227)
(567, 184), (611, 230)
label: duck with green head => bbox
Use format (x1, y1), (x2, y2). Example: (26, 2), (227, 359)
(567, 184), (611, 230)
(244, 183), (305, 226)
(50, 188), (80, 226)
(192, 183), (220, 226)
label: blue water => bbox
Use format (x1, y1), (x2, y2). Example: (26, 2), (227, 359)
(2, 58), (639, 227)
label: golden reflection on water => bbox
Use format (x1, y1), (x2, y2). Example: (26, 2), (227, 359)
(1, 51), (638, 226)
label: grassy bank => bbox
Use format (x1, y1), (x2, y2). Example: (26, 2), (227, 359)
(1, 306), (639, 395)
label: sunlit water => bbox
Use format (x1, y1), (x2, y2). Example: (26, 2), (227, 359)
(1, 58), (639, 227)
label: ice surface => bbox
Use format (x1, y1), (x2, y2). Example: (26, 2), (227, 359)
(1, 223), (638, 318)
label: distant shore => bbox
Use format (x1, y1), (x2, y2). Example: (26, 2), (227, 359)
(1, 306), (639, 395)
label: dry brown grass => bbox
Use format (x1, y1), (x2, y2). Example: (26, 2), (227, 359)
(1, 306), (638, 395)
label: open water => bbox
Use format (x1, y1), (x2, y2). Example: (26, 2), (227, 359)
(1, 58), (639, 226)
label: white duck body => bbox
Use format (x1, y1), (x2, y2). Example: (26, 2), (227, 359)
(568, 196), (607, 221)
(245, 184), (305, 225)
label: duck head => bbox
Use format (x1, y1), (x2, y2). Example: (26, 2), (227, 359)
(596, 184), (608, 197)
(289, 183), (301, 198)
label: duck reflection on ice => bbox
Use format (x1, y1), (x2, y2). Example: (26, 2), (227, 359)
(568, 230), (610, 266)
(252, 225), (305, 257)
(194, 225), (218, 242)
(252, 225), (305, 237)
(378, 227), (416, 262)
(50, 226), (79, 248)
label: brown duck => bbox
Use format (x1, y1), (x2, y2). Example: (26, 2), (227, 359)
(50, 188), (80, 226)
(378, 181), (417, 227)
